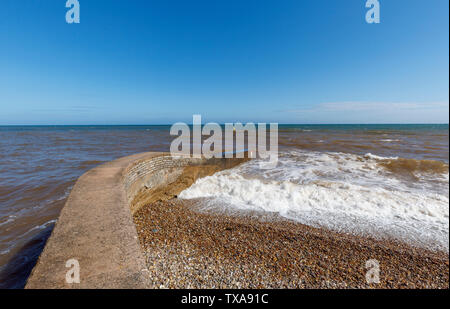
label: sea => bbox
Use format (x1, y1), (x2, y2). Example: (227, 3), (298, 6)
(0, 124), (448, 288)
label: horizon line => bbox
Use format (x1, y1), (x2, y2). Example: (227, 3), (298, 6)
(0, 123), (449, 126)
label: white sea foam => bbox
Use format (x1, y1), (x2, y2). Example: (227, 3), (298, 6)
(364, 152), (399, 160)
(28, 219), (57, 233)
(0, 249), (10, 255)
(380, 139), (401, 142)
(0, 218), (14, 228)
(180, 150), (449, 252)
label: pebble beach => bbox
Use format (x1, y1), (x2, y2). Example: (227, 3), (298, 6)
(133, 199), (449, 289)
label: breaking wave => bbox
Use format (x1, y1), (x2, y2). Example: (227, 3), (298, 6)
(180, 150), (449, 252)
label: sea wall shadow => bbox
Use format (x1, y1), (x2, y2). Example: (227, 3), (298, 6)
(0, 224), (54, 289)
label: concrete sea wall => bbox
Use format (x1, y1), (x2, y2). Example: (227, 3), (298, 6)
(25, 152), (246, 288)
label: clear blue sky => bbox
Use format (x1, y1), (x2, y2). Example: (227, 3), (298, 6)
(0, 0), (448, 125)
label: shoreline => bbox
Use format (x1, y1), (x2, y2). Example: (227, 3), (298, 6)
(21, 150), (448, 289)
(134, 198), (449, 289)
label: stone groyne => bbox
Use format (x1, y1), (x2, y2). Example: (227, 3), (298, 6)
(25, 152), (247, 288)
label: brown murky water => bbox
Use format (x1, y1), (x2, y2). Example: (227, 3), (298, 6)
(0, 124), (448, 288)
